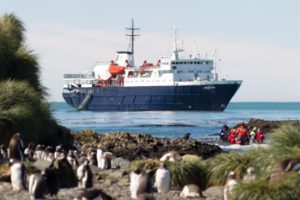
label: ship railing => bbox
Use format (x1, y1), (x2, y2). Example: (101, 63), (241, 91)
(63, 73), (94, 79)
(174, 79), (242, 86)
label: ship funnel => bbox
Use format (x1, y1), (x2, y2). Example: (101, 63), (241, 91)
(116, 51), (134, 67)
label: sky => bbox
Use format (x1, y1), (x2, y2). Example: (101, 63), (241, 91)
(0, 0), (299, 102)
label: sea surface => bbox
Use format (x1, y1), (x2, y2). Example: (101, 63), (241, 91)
(51, 102), (300, 139)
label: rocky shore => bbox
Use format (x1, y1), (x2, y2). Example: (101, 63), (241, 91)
(247, 118), (300, 133)
(0, 119), (299, 200)
(73, 131), (222, 161)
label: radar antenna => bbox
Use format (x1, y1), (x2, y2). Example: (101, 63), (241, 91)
(126, 19), (140, 55)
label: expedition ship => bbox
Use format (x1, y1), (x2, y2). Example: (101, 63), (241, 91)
(62, 20), (242, 111)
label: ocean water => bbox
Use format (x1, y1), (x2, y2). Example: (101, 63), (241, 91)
(50, 102), (300, 139)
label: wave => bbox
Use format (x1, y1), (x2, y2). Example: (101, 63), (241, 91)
(137, 123), (196, 127)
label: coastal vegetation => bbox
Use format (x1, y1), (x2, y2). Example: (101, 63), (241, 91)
(129, 124), (300, 199)
(0, 13), (72, 146)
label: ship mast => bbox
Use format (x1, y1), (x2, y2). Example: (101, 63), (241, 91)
(172, 25), (183, 60)
(126, 19), (140, 55)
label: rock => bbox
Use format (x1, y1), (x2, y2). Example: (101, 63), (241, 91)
(32, 160), (52, 171)
(203, 186), (224, 200)
(247, 119), (300, 134)
(74, 132), (222, 161)
(0, 164), (10, 182)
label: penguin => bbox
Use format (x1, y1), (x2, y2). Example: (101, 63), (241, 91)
(33, 145), (44, 161)
(77, 160), (93, 189)
(180, 184), (201, 198)
(46, 152), (55, 162)
(160, 151), (181, 162)
(130, 168), (152, 200)
(24, 143), (35, 161)
(10, 161), (26, 191)
(77, 189), (113, 200)
(28, 172), (46, 200)
(96, 146), (114, 170)
(0, 144), (8, 163)
(8, 132), (24, 162)
(155, 162), (171, 194)
(136, 172), (152, 200)
(242, 167), (256, 183)
(87, 147), (97, 166)
(54, 145), (63, 159)
(44, 167), (59, 197)
(42, 146), (52, 161)
(67, 150), (78, 169)
(130, 168), (142, 199)
(224, 171), (238, 200)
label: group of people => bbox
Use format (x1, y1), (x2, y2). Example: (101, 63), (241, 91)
(220, 123), (265, 145)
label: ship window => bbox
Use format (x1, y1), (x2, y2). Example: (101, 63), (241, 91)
(179, 62), (183, 64)
(200, 62), (203, 64)
(206, 61), (209, 64)
(172, 66), (177, 70)
(190, 62), (193, 64)
(183, 61), (187, 64)
(175, 62), (179, 64)
(171, 61), (175, 64)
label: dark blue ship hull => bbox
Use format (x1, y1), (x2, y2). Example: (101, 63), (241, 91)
(62, 83), (241, 111)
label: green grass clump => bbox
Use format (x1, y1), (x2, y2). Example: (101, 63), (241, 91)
(130, 159), (208, 189)
(267, 124), (300, 164)
(205, 147), (269, 186)
(232, 173), (300, 200)
(130, 159), (160, 176)
(168, 160), (207, 189)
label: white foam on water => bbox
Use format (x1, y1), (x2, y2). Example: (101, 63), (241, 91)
(217, 143), (269, 153)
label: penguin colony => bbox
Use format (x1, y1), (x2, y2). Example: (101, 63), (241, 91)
(2, 132), (295, 199)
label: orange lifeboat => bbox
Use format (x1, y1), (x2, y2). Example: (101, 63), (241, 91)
(108, 64), (125, 75)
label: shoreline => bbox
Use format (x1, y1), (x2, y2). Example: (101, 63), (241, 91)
(0, 119), (299, 199)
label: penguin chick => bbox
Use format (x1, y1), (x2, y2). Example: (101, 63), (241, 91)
(180, 184), (201, 198)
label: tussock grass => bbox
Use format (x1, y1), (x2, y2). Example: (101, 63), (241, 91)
(268, 124), (300, 163)
(130, 159), (160, 176)
(0, 80), (52, 144)
(205, 147), (270, 186)
(130, 159), (207, 189)
(232, 173), (300, 200)
(168, 160), (207, 189)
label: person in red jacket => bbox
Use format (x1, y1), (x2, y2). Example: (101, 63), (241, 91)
(228, 128), (237, 144)
(236, 123), (249, 145)
(255, 128), (265, 143)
